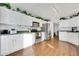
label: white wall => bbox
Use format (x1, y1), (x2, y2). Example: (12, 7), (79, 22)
(0, 24), (29, 31)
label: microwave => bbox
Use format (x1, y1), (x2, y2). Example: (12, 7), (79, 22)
(32, 22), (39, 27)
(10, 29), (17, 34)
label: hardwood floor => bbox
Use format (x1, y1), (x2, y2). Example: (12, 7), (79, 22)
(8, 37), (79, 56)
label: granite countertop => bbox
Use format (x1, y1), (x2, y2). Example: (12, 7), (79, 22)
(0, 32), (30, 36)
(0, 31), (45, 36)
(59, 30), (79, 33)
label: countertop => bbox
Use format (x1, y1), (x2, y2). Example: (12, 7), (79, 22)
(0, 31), (45, 36)
(59, 30), (79, 33)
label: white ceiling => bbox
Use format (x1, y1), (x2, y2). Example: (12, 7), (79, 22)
(54, 3), (79, 17)
(10, 3), (79, 21)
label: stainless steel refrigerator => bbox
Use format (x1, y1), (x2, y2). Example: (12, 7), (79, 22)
(41, 23), (51, 40)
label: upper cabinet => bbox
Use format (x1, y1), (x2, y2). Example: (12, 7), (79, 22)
(31, 18), (48, 27)
(0, 7), (48, 27)
(59, 20), (72, 27)
(59, 16), (79, 27)
(0, 7), (33, 26)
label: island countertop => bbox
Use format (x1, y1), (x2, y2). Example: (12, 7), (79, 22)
(0, 31), (45, 36)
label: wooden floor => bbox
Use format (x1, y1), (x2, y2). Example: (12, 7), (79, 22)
(8, 37), (79, 56)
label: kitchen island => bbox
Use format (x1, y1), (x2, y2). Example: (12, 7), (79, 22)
(59, 31), (79, 46)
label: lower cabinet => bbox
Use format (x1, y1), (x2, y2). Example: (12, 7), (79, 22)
(0, 33), (35, 56)
(23, 33), (35, 48)
(59, 32), (79, 45)
(0, 34), (23, 56)
(0, 33), (43, 56)
(41, 32), (46, 41)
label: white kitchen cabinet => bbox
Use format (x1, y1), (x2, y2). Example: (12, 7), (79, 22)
(11, 34), (23, 51)
(59, 16), (79, 27)
(59, 20), (73, 27)
(59, 32), (68, 42)
(0, 34), (23, 55)
(0, 7), (32, 26)
(59, 32), (79, 45)
(0, 7), (48, 27)
(41, 32), (46, 41)
(23, 33), (35, 48)
(8, 10), (32, 26)
(69, 33), (78, 45)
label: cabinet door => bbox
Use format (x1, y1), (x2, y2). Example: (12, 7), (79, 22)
(41, 32), (46, 41)
(7, 35), (23, 54)
(67, 33), (78, 45)
(59, 32), (68, 41)
(59, 20), (73, 27)
(0, 7), (32, 26)
(0, 36), (6, 55)
(1, 35), (12, 55)
(23, 33), (35, 48)
(72, 33), (78, 45)
(13, 34), (23, 51)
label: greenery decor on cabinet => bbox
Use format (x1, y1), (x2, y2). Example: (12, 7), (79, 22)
(27, 13), (32, 16)
(60, 17), (68, 20)
(21, 10), (28, 15)
(60, 12), (79, 20)
(35, 16), (44, 20)
(0, 3), (11, 9)
(16, 8), (21, 12)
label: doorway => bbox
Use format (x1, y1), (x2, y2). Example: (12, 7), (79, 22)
(53, 23), (59, 38)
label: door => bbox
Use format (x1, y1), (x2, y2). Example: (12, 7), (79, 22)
(1, 35), (12, 55)
(53, 23), (59, 37)
(23, 33), (35, 48)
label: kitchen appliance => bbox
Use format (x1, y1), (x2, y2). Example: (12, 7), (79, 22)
(0, 30), (10, 34)
(42, 23), (50, 40)
(31, 29), (38, 32)
(72, 27), (77, 32)
(10, 29), (17, 34)
(32, 22), (39, 27)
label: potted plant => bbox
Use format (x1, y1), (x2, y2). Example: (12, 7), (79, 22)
(16, 8), (21, 12)
(21, 10), (27, 15)
(35, 16), (44, 20)
(0, 3), (11, 9)
(27, 13), (32, 16)
(60, 17), (67, 20)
